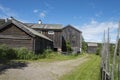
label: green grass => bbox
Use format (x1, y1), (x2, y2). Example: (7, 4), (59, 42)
(60, 54), (101, 80)
(14, 53), (85, 62)
(38, 54), (85, 62)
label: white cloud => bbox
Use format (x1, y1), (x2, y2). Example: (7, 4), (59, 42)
(76, 20), (118, 43)
(39, 12), (46, 18)
(33, 9), (38, 13)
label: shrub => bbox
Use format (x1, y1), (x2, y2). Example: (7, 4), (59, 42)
(66, 41), (72, 53)
(15, 47), (39, 60)
(0, 45), (41, 60)
(41, 49), (57, 58)
(0, 44), (16, 60)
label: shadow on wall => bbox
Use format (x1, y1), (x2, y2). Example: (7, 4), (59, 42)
(62, 36), (67, 52)
(0, 60), (28, 74)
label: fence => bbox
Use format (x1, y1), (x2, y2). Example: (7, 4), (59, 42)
(101, 21), (120, 80)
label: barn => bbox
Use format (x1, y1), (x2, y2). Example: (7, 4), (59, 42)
(87, 42), (98, 53)
(62, 25), (82, 53)
(0, 18), (53, 53)
(25, 21), (62, 52)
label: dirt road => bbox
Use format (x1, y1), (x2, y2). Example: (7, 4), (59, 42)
(0, 55), (88, 80)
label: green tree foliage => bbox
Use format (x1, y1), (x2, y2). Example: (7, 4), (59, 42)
(66, 40), (72, 52)
(117, 39), (120, 55)
(81, 36), (87, 52)
(110, 44), (115, 56)
(96, 43), (102, 55)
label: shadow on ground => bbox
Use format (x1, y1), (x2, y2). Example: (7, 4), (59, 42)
(0, 60), (28, 74)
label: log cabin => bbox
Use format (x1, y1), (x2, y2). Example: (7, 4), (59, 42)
(0, 18), (53, 53)
(62, 25), (82, 53)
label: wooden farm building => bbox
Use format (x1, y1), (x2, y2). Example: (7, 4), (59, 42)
(0, 18), (53, 53)
(62, 25), (82, 53)
(25, 20), (62, 52)
(87, 42), (98, 53)
(0, 17), (82, 53)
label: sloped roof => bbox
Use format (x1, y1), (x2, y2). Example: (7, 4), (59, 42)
(63, 25), (82, 33)
(25, 23), (63, 30)
(87, 42), (98, 46)
(0, 18), (52, 41)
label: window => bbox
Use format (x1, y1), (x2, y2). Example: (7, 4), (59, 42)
(38, 30), (42, 34)
(48, 31), (54, 35)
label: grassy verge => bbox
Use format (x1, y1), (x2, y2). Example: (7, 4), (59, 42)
(60, 54), (101, 80)
(36, 53), (85, 62)
(13, 53), (85, 62)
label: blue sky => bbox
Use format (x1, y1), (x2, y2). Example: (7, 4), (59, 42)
(0, 0), (119, 43)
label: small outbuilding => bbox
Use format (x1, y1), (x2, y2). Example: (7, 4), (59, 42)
(87, 42), (98, 53)
(0, 18), (53, 53)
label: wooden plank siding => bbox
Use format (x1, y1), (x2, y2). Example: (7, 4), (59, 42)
(0, 23), (53, 53)
(0, 23), (33, 51)
(34, 29), (62, 50)
(62, 25), (82, 53)
(35, 37), (53, 53)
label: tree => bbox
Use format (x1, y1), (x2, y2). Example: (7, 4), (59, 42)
(81, 36), (87, 52)
(117, 39), (120, 55)
(96, 43), (102, 55)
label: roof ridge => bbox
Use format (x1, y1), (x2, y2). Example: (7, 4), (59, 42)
(0, 17), (52, 41)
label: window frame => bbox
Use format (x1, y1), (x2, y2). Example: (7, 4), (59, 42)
(48, 31), (54, 35)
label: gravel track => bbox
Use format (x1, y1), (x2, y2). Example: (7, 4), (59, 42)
(0, 55), (88, 80)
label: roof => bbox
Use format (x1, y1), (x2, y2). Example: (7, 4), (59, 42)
(63, 25), (82, 33)
(0, 18), (52, 41)
(87, 42), (98, 46)
(0, 19), (5, 25)
(25, 23), (63, 30)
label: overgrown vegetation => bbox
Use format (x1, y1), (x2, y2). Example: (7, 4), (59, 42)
(0, 44), (41, 60)
(96, 43), (102, 55)
(66, 40), (72, 53)
(60, 54), (101, 80)
(0, 44), (82, 61)
(82, 36), (87, 53)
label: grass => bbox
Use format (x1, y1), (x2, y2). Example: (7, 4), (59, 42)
(60, 54), (101, 80)
(14, 53), (85, 62)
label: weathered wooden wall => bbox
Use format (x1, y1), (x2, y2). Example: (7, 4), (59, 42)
(0, 23), (33, 50)
(35, 37), (53, 53)
(62, 26), (82, 53)
(87, 46), (97, 53)
(34, 29), (62, 49)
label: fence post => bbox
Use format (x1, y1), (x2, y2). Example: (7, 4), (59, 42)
(117, 21), (120, 80)
(111, 21), (120, 80)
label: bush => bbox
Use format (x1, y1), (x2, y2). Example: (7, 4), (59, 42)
(66, 41), (72, 53)
(15, 47), (41, 60)
(0, 44), (16, 60)
(41, 49), (57, 58)
(0, 45), (41, 60)
(0, 45), (77, 60)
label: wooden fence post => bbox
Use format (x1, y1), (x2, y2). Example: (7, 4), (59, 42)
(111, 21), (120, 80)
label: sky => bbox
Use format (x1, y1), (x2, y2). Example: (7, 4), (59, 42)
(0, 0), (119, 43)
